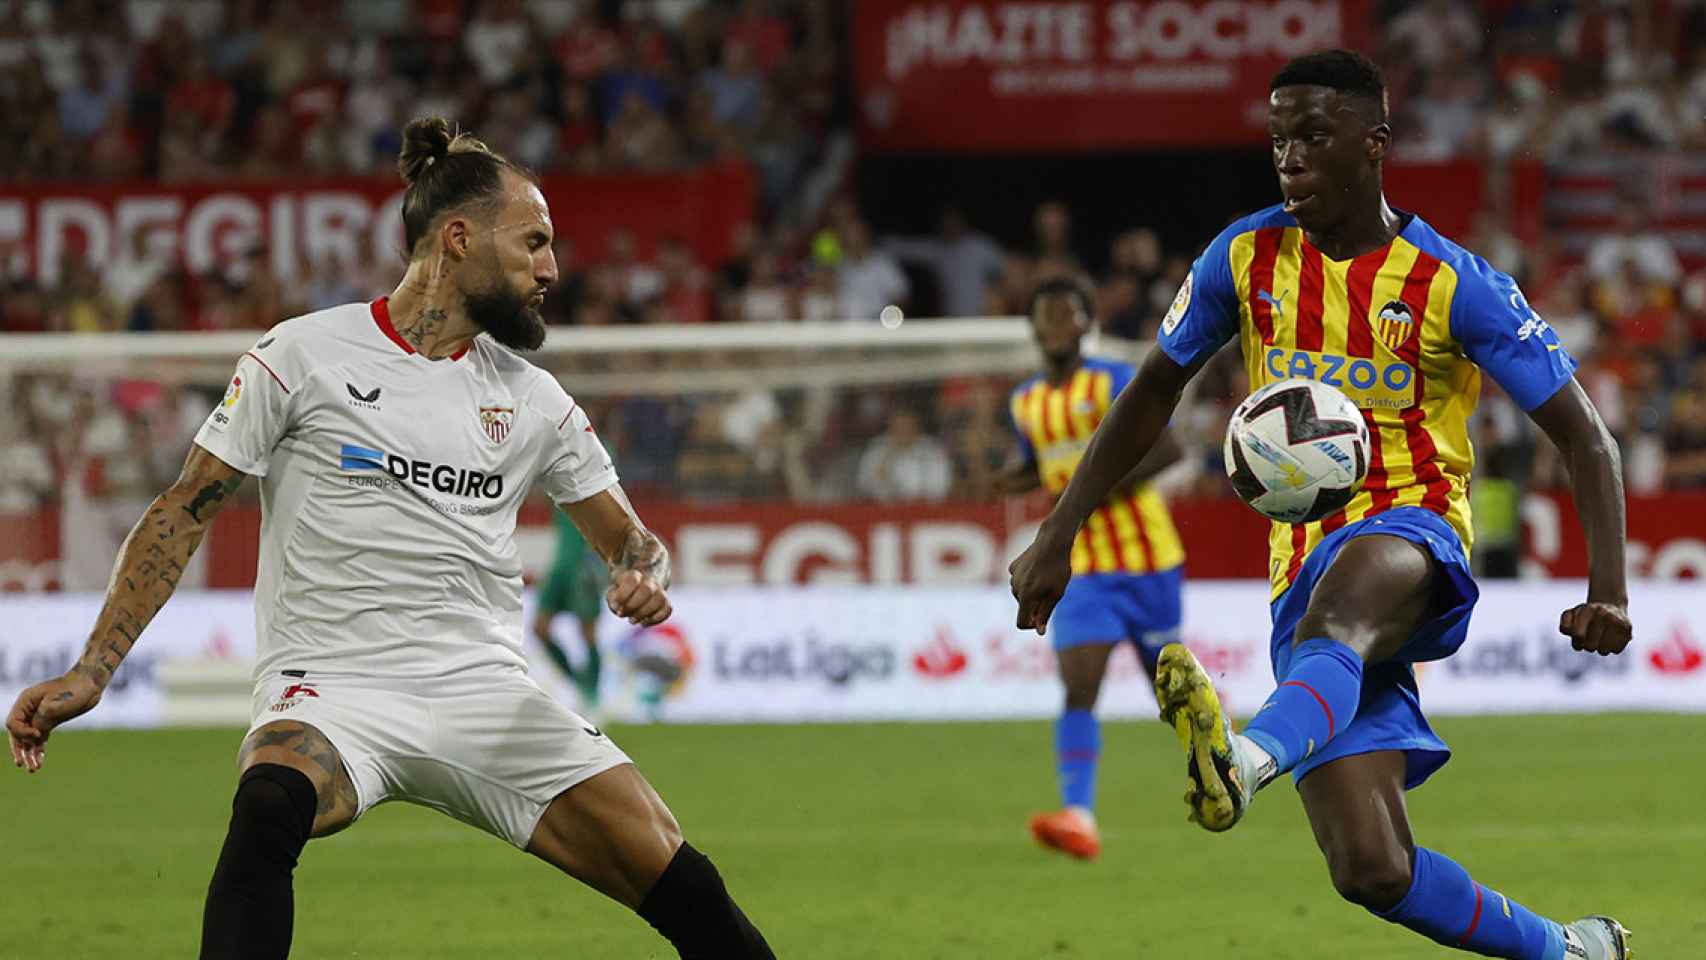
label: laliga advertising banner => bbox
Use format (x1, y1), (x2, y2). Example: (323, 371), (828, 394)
(853, 0), (1373, 151)
(0, 592), (256, 729)
(4, 582), (1702, 728)
(602, 581), (1706, 723)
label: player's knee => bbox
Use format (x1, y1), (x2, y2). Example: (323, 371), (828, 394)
(218, 764), (317, 877)
(1325, 844), (1413, 911)
(1292, 608), (1350, 649)
(1063, 682), (1099, 711)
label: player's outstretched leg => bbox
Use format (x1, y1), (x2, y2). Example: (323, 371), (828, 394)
(1158, 535), (1437, 831)
(1030, 643), (1114, 860)
(529, 763), (775, 959)
(1302, 751), (1633, 960)
(202, 721), (360, 960)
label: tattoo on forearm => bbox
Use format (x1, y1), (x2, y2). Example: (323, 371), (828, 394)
(182, 474), (242, 523)
(614, 527), (672, 589)
(75, 488), (214, 687)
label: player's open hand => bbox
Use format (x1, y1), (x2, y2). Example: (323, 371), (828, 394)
(7, 671), (102, 773)
(1008, 530), (1073, 635)
(1559, 601), (1632, 657)
(607, 570), (671, 627)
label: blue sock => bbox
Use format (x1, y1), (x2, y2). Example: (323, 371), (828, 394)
(1378, 848), (1568, 959)
(1054, 709), (1099, 811)
(1243, 637), (1363, 774)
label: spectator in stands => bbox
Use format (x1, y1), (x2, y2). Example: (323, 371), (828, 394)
(1387, 0), (1484, 68)
(605, 228), (664, 305)
(1587, 198), (1683, 286)
(50, 249), (118, 333)
(0, 376), (55, 516)
(883, 208), (1006, 318)
(464, 0), (531, 87)
(656, 238), (712, 324)
(856, 405), (952, 502)
(941, 378), (1011, 499)
(733, 247), (791, 323)
(1032, 201), (1084, 277)
(833, 219), (908, 322)
(1665, 355), (1706, 487)
(675, 403), (774, 500)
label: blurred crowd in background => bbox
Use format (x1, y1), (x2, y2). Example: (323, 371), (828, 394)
(3, 0), (1706, 546)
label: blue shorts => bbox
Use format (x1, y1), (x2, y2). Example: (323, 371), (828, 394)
(1271, 507), (1479, 790)
(1049, 567), (1184, 670)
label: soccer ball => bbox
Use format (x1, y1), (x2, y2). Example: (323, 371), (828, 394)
(1223, 378), (1370, 523)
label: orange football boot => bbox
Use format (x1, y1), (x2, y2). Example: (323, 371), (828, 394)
(1029, 808), (1100, 860)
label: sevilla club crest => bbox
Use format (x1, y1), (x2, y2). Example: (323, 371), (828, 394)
(479, 405), (515, 444)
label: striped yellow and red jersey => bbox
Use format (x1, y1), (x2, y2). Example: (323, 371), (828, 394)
(1010, 359), (1185, 576)
(1158, 206), (1576, 599)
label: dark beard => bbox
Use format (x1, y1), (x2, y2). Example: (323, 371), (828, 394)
(464, 285), (547, 351)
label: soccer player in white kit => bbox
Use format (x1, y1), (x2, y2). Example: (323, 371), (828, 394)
(5, 118), (776, 960)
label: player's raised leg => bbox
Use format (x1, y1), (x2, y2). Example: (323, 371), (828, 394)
(1156, 534), (1431, 831)
(1030, 642), (1115, 860)
(527, 763), (775, 959)
(200, 720), (360, 960)
(1300, 751), (1630, 960)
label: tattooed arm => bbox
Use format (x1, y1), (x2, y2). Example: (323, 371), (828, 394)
(559, 484), (672, 627)
(7, 444), (245, 772)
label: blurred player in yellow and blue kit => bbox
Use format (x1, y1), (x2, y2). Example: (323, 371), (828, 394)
(993, 277), (1185, 861)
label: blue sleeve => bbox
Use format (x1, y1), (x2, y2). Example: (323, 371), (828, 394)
(1448, 256), (1578, 411)
(1108, 361), (1135, 398)
(1158, 223), (1242, 368)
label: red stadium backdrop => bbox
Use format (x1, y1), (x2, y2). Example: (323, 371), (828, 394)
(4, 493), (1703, 592)
(0, 164), (757, 286)
(852, 0), (1375, 151)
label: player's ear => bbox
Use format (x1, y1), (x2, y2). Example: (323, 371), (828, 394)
(1367, 123), (1391, 163)
(440, 217), (472, 261)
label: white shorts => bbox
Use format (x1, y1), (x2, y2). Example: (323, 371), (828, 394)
(246, 666), (631, 848)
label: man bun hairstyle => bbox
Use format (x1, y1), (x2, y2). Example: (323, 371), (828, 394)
(396, 116), (533, 255)
(1270, 49), (1388, 123)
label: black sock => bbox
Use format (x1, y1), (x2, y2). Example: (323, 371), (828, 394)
(200, 763), (317, 960)
(637, 842), (776, 960)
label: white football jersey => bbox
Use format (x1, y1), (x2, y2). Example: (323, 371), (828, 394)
(194, 299), (617, 681)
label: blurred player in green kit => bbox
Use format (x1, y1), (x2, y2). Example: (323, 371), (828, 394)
(534, 449), (613, 714)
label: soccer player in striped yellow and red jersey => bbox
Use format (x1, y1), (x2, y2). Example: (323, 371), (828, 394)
(993, 277), (1185, 861)
(1011, 52), (1633, 960)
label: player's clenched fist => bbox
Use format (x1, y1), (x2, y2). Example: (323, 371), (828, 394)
(7, 671), (103, 773)
(607, 569), (671, 627)
(1559, 601), (1632, 657)
(1008, 532), (1073, 635)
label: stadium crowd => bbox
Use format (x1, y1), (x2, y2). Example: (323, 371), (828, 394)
(3, 0), (1706, 529)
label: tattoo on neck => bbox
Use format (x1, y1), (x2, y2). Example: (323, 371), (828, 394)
(405, 308), (447, 349)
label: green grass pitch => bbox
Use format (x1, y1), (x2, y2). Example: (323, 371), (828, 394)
(6, 715), (1702, 958)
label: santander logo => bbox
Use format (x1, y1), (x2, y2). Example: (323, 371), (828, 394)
(1648, 624), (1704, 675)
(913, 628), (969, 679)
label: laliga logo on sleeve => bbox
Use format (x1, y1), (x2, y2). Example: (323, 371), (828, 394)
(1161, 273), (1192, 336)
(221, 375), (242, 408)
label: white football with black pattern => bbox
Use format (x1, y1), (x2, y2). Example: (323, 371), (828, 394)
(1223, 378), (1370, 524)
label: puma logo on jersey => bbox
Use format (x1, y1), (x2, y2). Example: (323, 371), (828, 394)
(347, 383), (382, 410)
(1257, 288), (1287, 318)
